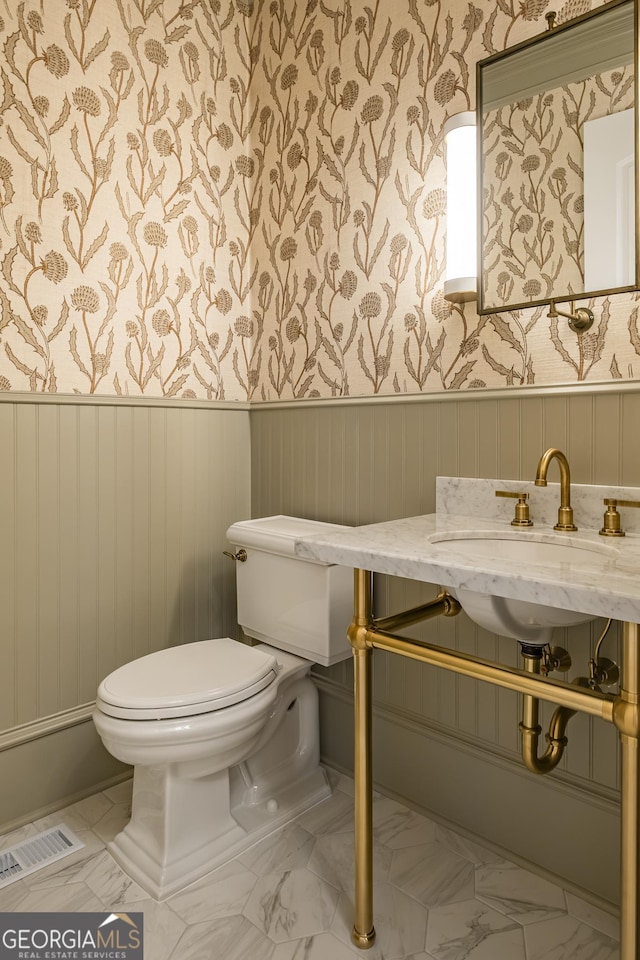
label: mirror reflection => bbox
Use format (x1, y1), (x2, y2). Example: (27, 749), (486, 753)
(478, 0), (636, 314)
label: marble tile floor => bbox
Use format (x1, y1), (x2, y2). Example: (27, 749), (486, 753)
(0, 770), (619, 960)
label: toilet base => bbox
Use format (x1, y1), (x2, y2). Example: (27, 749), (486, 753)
(101, 660), (329, 899)
(108, 763), (330, 900)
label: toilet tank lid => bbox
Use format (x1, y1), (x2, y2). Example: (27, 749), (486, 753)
(226, 515), (351, 562)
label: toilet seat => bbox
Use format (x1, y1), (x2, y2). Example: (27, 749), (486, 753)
(96, 638), (278, 720)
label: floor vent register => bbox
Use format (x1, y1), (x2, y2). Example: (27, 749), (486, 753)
(0, 825), (85, 888)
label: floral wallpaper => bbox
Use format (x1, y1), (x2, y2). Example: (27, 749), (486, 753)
(0, 0), (638, 400)
(483, 67), (634, 310)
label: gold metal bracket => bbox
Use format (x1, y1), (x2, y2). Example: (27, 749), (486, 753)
(600, 499), (640, 537)
(613, 696), (640, 739)
(591, 657), (619, 687)
(495, 489), (533, 527)
(547, 299), (595, 334)
(541, 645), (571, 674)
(352, 929), (376, 950)
(373, 591), (460, 634)
(545, 10), (556, 29)
(348, 620), (372, 651)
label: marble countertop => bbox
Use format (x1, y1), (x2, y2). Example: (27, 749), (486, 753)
(294, 478), (640, 624)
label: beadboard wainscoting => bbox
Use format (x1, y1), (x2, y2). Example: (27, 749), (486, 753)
(250, 386), (640, 905)
(3, 384), (639, 905)
(0, 397), (251, 831)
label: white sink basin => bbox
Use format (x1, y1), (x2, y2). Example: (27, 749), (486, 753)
(428, 533), (617, 645)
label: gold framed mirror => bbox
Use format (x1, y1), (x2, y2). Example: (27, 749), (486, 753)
(477, 0), (638, 315)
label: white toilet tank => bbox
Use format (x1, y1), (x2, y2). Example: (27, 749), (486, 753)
(226, 516), (353, 666)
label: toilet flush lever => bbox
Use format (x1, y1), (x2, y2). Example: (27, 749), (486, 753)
(223, 548), (248, 562)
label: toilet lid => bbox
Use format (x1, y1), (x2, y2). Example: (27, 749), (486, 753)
(96, 638), (278, 720)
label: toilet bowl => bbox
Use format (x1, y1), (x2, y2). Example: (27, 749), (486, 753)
(93, 516), (353, 899)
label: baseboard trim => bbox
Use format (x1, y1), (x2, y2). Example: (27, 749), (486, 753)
(322, 758), (619, 919)
(316, 679), (621, 904)
(313, 675), (619, 811)
(0, 771), (132, 837)
(0, 715), (129, 832)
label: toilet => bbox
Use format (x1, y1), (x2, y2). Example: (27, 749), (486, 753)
(92, 516), (353, 899)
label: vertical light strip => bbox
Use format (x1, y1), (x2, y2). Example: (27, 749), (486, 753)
(444, 111), (478, 304)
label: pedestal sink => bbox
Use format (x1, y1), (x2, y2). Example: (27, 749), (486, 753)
(427, 533), (618, 644)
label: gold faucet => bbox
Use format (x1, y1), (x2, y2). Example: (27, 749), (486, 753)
(534, 447), (577, 531)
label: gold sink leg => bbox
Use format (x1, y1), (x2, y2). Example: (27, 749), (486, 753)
(350, 569), (376, 948)
(619, 622), (640, 960)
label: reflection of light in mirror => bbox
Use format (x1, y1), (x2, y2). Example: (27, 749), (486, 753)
(584, 109), (635, 291)
(444, 112), (477, 303)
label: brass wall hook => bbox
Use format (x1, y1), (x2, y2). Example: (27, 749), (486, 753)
(545, 11), (557, 30)
(548, 299), (595, 334)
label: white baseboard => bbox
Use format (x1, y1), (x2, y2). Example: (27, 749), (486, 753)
(1, 717), (129, 834)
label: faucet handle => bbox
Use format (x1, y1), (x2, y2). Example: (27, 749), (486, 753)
(599, 498), (640, 537)
(495, 490), (533, 527)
